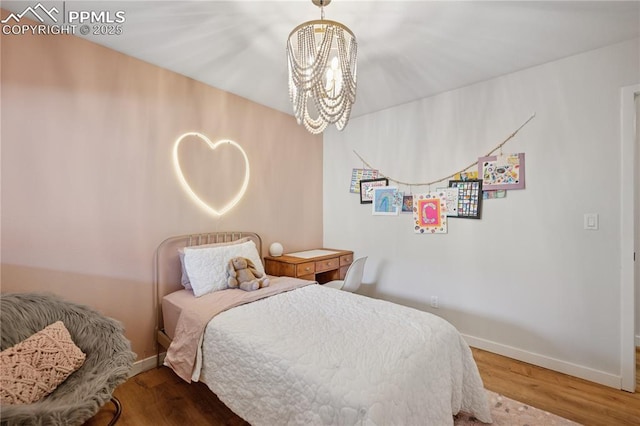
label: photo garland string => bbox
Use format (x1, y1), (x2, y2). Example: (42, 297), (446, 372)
(352, 113), (536, 233)
(353, 113), (535, 191)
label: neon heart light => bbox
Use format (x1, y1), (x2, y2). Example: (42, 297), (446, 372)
(172, 132), (250, 217)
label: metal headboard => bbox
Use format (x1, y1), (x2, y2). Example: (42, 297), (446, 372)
(154, 231), (262, 353)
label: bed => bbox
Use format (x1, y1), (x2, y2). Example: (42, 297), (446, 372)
(155, 232), (492, 425)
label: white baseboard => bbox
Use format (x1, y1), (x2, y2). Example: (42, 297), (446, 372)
(129, 352), (165, 377)
(636, 335), (640, 347)
(462, 334), (621, 389)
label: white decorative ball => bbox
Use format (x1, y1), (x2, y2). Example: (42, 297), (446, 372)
(269, 242), (284, 257)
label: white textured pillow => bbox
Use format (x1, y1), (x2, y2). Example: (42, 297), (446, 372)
(183, 240), (264, 297)
(178, 237), (251, 290)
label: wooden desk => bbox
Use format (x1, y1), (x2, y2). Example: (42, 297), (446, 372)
(264, 249), (353, 284)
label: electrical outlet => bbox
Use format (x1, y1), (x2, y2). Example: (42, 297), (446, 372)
(430, 296), (439, 309)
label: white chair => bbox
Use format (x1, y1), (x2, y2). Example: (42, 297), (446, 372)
(323, 256), (367, 292)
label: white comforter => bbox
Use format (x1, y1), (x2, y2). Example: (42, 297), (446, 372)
(198, 284), (492, 425)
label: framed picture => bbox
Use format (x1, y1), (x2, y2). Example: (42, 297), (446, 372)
(448, 179), (482, 219)
(372, 186), (400, 215)
(478, 153), (525, 190)
(360, 178), (389, 204)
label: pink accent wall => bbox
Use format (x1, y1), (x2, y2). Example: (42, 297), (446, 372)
(0, 11), (323, 360)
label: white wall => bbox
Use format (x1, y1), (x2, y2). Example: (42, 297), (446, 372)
(323, 39), (639, 387)
(0, 25), (323, 358)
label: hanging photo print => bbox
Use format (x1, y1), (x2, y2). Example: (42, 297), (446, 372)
(350, 168), (379, 193)
(453, 170), (479, 181)
(448, 179), (483, 219)
(401, 194), (414, 213)
(478, 153), (525, 190)
(413, 191), (448, 234)
(372, 187), (400, 215)
(483, 189), (507, 200)
(393, 190), (404, 207)
(438, 187), (459, 217)
(360, 178), (389, 204)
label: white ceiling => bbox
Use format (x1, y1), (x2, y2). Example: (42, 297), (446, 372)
(4, 1), (640, 118)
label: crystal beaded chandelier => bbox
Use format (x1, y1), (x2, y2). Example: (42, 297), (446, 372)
(286, 0), (357, 134)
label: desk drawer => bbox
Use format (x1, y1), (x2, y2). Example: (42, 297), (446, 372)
(296, 262), (315, 277)
(265, 259), (295, 277)
(340, 254), (353, 266)
(315, 257), (339, 273)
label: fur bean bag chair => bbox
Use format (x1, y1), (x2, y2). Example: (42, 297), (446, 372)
(0, 293), (136, 426)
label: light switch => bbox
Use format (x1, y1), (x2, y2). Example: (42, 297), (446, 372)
(584, 213), (599, 230)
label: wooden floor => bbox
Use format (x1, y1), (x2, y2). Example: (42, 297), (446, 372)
(85, 348), (640, 426)
(472, 347), (640, 426)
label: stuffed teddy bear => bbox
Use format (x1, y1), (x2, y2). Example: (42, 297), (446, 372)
(226, 257), (270, 291)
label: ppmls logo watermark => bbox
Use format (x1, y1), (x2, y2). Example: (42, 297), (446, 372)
(2, 2), (126, 36)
